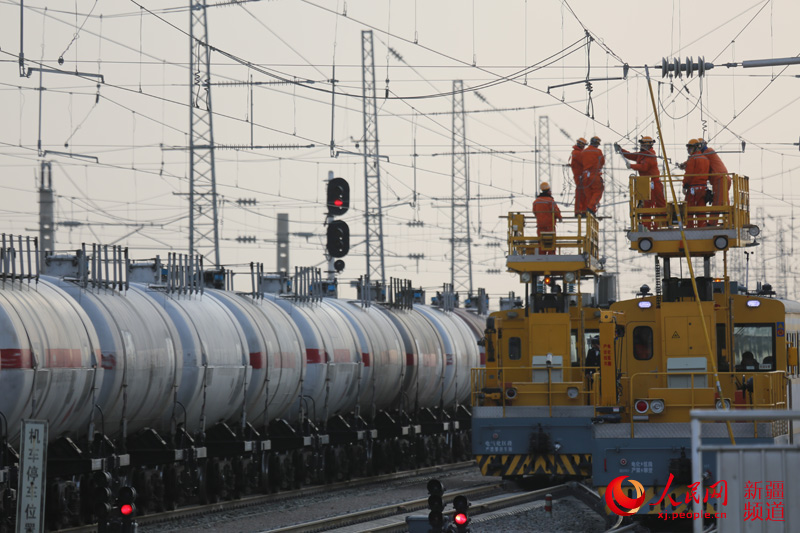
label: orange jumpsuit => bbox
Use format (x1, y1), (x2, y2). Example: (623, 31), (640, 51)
(620, 148), (664, 207)
(570, 145), (585, 214)
(581, 145), (605, 213)
(532, 194), (563, 255)
(703, 147), (730, 206)
(683, 153), (709, 228)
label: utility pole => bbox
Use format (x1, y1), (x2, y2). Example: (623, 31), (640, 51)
(360, 30), (385, 290)
(603, 143), (620, 281)
(536, 116), (552, 191)
(451, 80), (473, 295)
(38, 160), (54, 264)
(189, 0), (221, 267)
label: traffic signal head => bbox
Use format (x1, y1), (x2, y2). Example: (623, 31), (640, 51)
(427, 479), (445, 531)
(117, 485), (137, 521)
(453, 495), (470, 531)
(326, 220), (350, 258)
(327, 177), (350, 216)
(92, 471), (113, 519)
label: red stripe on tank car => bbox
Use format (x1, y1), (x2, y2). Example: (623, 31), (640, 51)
(406, 353), (414, 366)
(445, 353), (453, 366)
(480, 352), (486, 366)
(250, 352), (264, 370)
(332, 349), (350, 363)
(1, 348), (32, 369)
(362, 353), (370, 367)
(306, 348), (323, 364)
(46, 348), (84, 368)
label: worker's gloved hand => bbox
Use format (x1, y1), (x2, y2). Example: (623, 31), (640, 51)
(705, 189), (714, 204)
(678, 162), (686, 170)
(613, 143), (621, 153)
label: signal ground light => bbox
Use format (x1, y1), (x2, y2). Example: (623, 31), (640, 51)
(452, 495), (470, 532)
(427, 479), (445, 532)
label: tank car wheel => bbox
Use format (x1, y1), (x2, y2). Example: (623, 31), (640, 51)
(258, 452), (271, 494)
(197, 461), (210, 505)
(372, 441), (386, 474)
(267, 453), (283, 491)
(324, 446), (337, 484)
(164, 466), (179, 510)
(415, 436), (429, 467)
(390, 439), (403, 471)
(291, 451), (304, 489)
(233, 457), (246, 499)
(338, 446), (351, 481)
(206, 460), (222, 503)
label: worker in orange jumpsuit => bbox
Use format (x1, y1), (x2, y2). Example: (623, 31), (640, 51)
(532, 182), (563, 255)
(616, 136), (664, 228)
(581, 136), (605, 215)
(681, 139), (709, 228)
(570, 137), (587, 215)
(699, 138), (730, 226)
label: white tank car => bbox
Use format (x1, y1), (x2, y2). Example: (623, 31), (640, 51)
(264, 295), (361, 425)
(140, 286), (250, 434)
(324, 299), (405, 417)
(204, 290), (304, 427)
(377, 307), (446, 412)
(44, 274), (183, 438)
(0, 278), (102, 444)
(452, 308), (487, 367)
(415, 305), (480, 407)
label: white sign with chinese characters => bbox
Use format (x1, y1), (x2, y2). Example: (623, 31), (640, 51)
(16, 420), (48, 533)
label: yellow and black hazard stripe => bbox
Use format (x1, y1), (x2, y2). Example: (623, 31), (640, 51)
(475, 453), (592, 478)
(596, 485), (720, 515)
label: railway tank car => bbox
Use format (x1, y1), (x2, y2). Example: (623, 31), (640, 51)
(0, 237), (484, 531)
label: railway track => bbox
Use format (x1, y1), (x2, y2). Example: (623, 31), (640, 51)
(56, 462), (480, 533)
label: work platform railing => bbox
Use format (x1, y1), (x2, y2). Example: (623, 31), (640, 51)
(505, 211), (601, 274)
(471, 366), (601, 414)
(628, 173), (750, 232)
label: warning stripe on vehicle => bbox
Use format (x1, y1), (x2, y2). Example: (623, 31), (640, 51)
(475, 453), (592, 477)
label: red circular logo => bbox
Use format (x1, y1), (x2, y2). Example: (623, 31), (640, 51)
(605, 476), (646, 516)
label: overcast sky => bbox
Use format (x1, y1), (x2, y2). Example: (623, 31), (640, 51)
(1, 0), (798, 303)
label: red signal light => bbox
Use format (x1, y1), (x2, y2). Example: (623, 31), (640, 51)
(120, 504), (133, 516)
(454, 513), (468, 525)
(334, 199), (343, 207)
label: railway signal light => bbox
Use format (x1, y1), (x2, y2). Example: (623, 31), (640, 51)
(427, 479), (445, 532)
(326, 177), (350, 216)
(453, 495), (470, 532)
(93, 471), (113, 532)
(115, 485), (137, 533)
(326, 220), (350, 258)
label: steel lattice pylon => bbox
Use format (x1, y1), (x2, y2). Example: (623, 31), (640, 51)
(451, 80), (473, 295)
(536, 115), (551, 189)
(189, 0), (220, 267)
(360, 30), (385, 288)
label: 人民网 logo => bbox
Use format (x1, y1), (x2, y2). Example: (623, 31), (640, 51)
(605, 475), (646, 516)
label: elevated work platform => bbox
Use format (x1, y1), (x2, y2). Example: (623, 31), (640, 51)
(627, 173), (759, 257)
(505, 212), (603, 276)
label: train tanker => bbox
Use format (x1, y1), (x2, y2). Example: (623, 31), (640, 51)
(0, 237), (484, 531)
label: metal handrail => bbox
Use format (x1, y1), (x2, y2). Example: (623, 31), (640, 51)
(628, 173), (749, 231)
(506, 211), (600, 259)
(470, 366), (601, 408)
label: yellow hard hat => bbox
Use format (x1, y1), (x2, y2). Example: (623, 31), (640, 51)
(640, 136), (655, 144)
(590, 136), (601, 145)
(577, 137), (587, 146)
(540, 182), (550, 191)
(687, 138), (700, 146)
